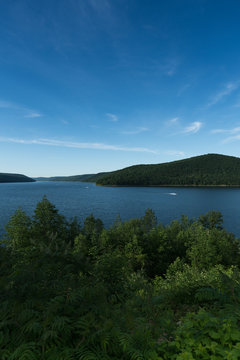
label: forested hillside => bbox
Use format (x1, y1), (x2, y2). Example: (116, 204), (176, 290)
(1, 197), (240, 359)
(0, 173), (35, 183)
(96, 153), (240, 186)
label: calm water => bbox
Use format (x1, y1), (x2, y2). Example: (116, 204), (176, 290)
(0, 181), (240, 237)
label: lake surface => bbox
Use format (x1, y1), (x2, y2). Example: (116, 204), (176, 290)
(0, 181), (240, 237)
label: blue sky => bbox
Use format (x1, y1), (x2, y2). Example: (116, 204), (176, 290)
(1, 0), (240, 176)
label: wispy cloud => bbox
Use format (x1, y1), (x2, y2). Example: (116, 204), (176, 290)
(0, 137), (156, 153)
(183, 121), (203, 134)
(113, 55), (179, 78)
(223, 134), (240, 143)
(24, 112), (42, 118)
(88, 0), (111, 14)
(122, 127), (149, 135)
(211, 126), (240, 134)
(148, 58), (179, 77)
(61, 119), (69, 125)
(207, 82), (239, 107)
(177, 83), (191, 96)
(164, 59), (178, 76)
(167, 117), (179, 125)
(89, 124), (100, 129)
(234, 98), (240, 108)
(218, 127), (240, 142)
(0, 99), (43, 118)
(0, 100), (15, 108)
(106, 113), (118, 122)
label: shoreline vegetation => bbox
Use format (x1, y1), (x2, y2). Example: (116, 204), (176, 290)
(96, 183), (240, 188)
(1, 196), (240, 359)
(35, 153), (240, 187)
(0, 173), (35, 183)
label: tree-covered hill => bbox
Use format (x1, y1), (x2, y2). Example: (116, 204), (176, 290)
(35, 153), (240, 186)
(96, 153), (240, 186)
(82, 171), (112, 182)
(0, 173), (35, 183)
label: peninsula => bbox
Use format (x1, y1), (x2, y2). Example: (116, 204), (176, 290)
(0, 173), (36, 183)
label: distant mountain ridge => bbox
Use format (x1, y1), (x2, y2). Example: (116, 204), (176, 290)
(95, 154), (240, 186)
(35, 154), (240, 186)
(35, 174), (95, 182)
(0, 173), (35, 183)
(35, 172), (110, 182)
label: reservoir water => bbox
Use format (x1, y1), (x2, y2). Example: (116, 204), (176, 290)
(0, 181), (240, 237)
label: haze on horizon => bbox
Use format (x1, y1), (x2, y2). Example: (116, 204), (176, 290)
(1, 0), (240, 177)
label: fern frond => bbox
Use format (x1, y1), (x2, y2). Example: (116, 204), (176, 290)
(59, 347), (76, 360)
(195, 287), (227, 303)
(65, 289), (81, 304)
(9, 342), (40, 360)
(0, 349), (11, 360)
(74, 318), (94, 335)
(100, 332), (111, 352)
(41, 329), (61, 346)
(51, 315), (71, 332)
(18, 309), (38, 322)
(21, 320), (42, 336)
(75, 346), (99, 360)
(127, 347), (145, 360)
(117, 331), (130, 352)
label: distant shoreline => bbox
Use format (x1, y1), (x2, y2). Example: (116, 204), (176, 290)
(35, 180), (240, 188)
(96, 184), (240, 188)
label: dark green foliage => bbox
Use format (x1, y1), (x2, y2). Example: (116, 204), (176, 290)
(31, 195), (67, 242)
(154, 264), (240, 307)
(95, 153), (240, 186)
(158, 308), (240, 359)
(1, 199), (240, 359)
(198, 210), (223, 229)
(0, 172), (35, 183)
(4, 208), (31, 249)
(186, 225), (240, 269)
